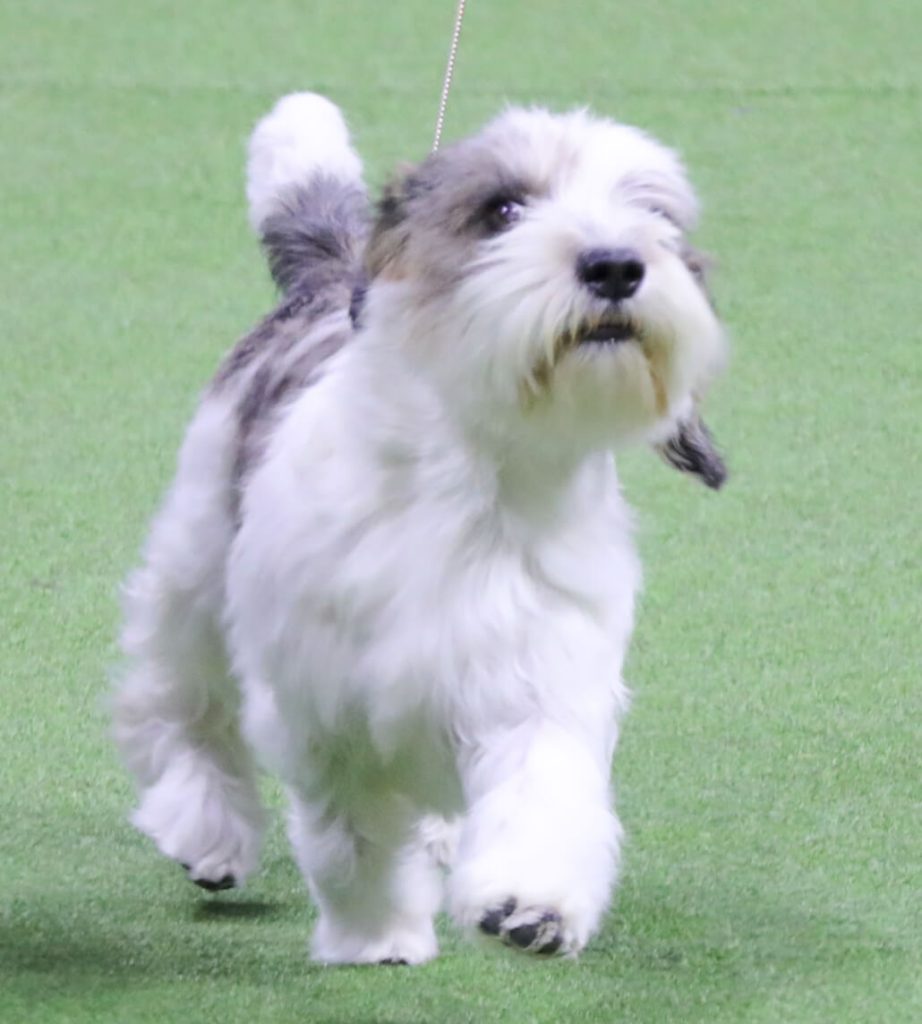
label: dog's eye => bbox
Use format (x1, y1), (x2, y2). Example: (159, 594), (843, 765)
(481, 195), (524, 234)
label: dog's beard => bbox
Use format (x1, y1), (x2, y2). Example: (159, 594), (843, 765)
(430, 252), (720, 446)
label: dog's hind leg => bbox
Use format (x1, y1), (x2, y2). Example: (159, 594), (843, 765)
(113, 399), (265, 889)
(287, 788), (442, 965)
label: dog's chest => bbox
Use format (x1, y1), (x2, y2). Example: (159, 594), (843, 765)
(275, 489), (631, 729)
(230, 398), (639, 761)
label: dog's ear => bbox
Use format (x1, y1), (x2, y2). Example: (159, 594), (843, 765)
(656, 411), (728, 490)
(365, 164), (419, 280)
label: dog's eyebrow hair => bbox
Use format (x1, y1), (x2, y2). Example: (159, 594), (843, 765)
(617, 172), (694, 230)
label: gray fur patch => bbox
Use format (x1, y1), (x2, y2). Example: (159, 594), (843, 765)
(212, 290), (335, 387)
(366, 142), (543, 289)
(260, 175), (369, 295)
(230, 321), (350, 501)
(211, 173), (366, 511)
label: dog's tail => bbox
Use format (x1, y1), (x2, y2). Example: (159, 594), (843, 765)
(246, 92), (369, 297)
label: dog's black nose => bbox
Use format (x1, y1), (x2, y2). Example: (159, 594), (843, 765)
(577, 248), (645, 302)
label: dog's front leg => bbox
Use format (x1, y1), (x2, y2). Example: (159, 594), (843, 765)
(449, 720), (622, 956)
(287, 787), (443, 966)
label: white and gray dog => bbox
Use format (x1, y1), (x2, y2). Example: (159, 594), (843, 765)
(114, 93), (727, 964)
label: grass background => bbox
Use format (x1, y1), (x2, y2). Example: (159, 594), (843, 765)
(2, 1), (920, 1021)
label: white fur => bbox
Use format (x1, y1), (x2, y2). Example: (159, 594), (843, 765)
(115, 94), (726, 964)
(246, 92), (363, 232)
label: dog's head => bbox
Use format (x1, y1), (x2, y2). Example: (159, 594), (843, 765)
(364, 107), (727, 485)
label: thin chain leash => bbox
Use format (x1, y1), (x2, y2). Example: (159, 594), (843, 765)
(432, 0), (468, 152)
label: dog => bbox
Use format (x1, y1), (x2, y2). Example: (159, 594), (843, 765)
(113, 93), (727, 964)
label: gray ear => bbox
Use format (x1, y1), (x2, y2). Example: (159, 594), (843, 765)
(656, 412), (727, 490)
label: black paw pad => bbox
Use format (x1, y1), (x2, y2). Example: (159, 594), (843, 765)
(192, 873), (236, 892)
(479, 898), (517, 936)
(506, 910), (564, 955)
(478, 900), (567, 956)
(379, 957), (409, 966)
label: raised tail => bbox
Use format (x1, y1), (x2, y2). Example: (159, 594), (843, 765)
(246, 92), (369, 297)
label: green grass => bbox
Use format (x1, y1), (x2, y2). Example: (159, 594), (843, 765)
(2, 1), (920, 1021)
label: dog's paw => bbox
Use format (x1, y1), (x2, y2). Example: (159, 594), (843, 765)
(131, 766), (264, 890)
(311, 916), (438, 966)
(477, 898), (571, 956)
(181, 862), (237, 892)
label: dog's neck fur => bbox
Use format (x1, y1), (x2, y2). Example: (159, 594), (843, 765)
(338, 308), (617, 538)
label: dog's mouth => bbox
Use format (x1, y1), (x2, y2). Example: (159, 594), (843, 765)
(572, 317), (638, 347)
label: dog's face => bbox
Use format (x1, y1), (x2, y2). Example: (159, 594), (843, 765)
(366, 108), (727, 470)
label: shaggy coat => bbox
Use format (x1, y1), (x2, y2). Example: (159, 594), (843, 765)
(114, 93), (727, 964)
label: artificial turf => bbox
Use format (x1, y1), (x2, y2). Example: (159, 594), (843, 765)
(2, 1), (920, 1021)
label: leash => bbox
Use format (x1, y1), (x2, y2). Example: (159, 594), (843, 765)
(432, 0), (468, 151)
